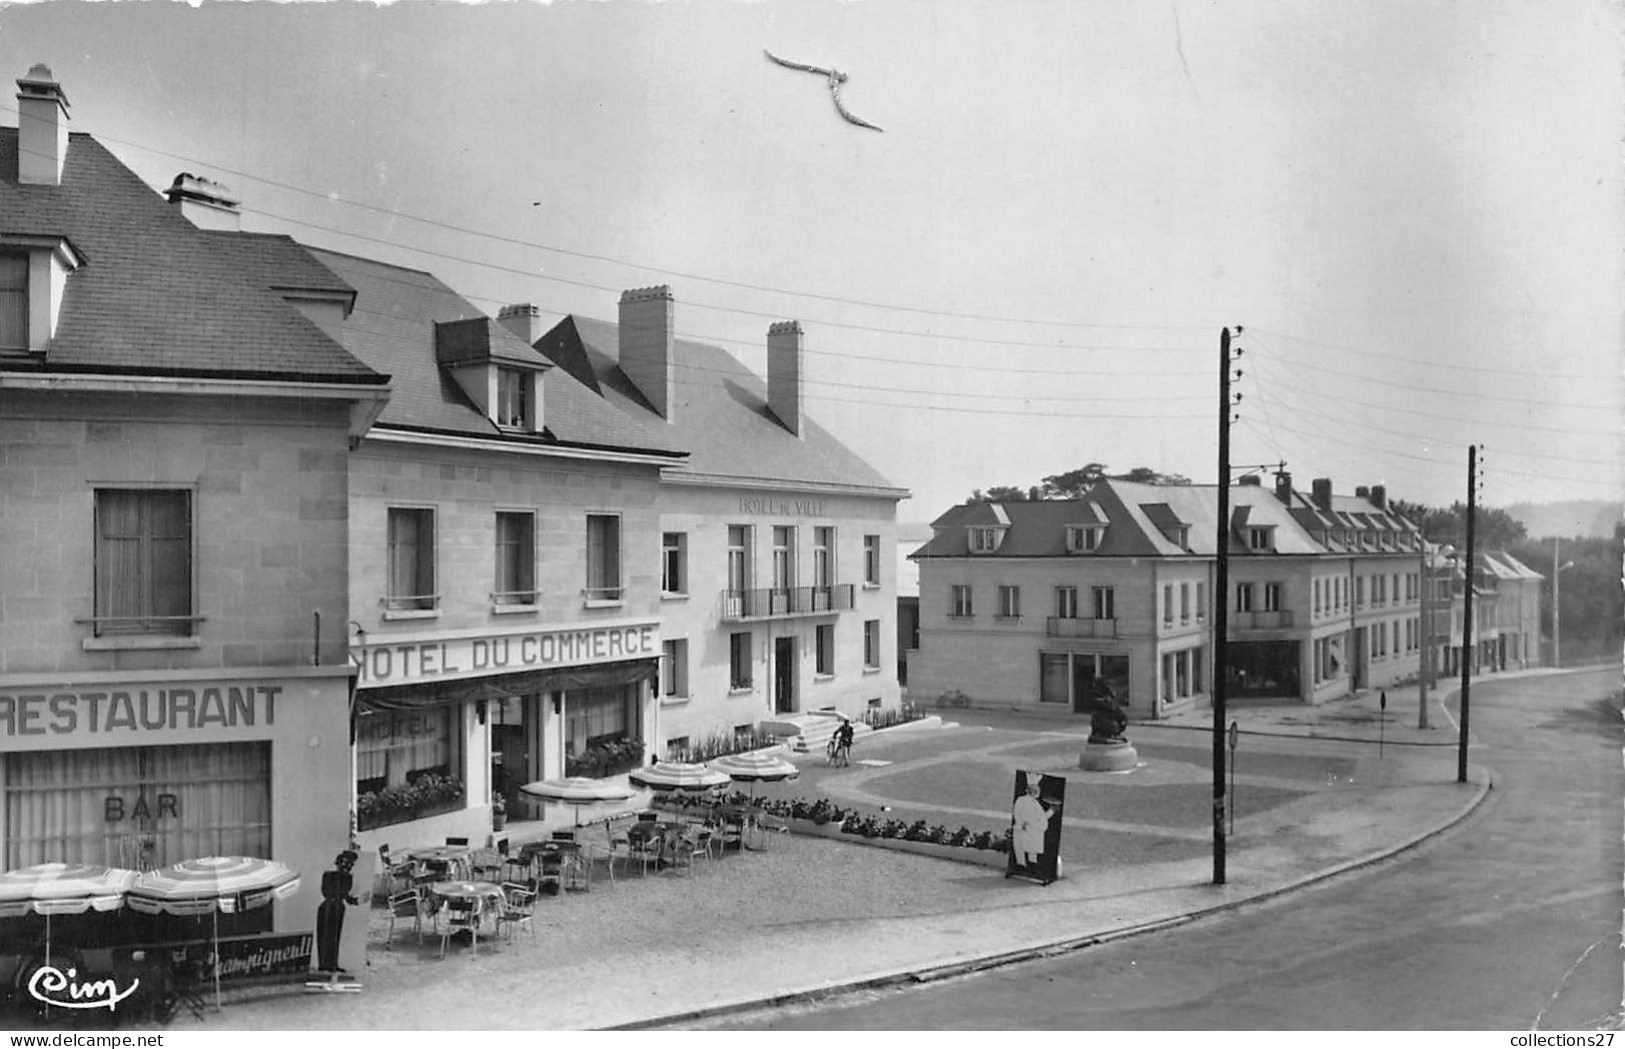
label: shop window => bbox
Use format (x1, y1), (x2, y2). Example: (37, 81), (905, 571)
(863, 534), (881, 585)
(1191, 646), (1205, 693)
(356, 707), (462, 828)
(863, 619), (881, 670)
(1092, 586), (1115, 621)
(997, 585), (1021, 620)
(662, 531), (687, 595)
(729, 632), (753, 689)
(1039, 653), (1070, 703)
(94, 488), (194, 637)
(1055, 586), (1078, 619)
(585, 513), (622, 602)
(1176, 650), (1190, 697)
(950, 585), (973, 618)
(0, 254), (25, 350)
(494, 511), (536, 605)
(815, 623), (835, 676)
(565, 685), (643, 778)
(386, 507), (437, 612)
(662, 638), (688, 698)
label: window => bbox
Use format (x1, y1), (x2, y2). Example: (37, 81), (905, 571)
(1164, 525), (1189, 549)
(1176, 649), (1189, 697)
(665, 736), (690, 762)
(0, 254), (25, 350)
(950, 584), (973, 618)
(386, 507), (436, 611)
(1162, 653), (1175, 703)
(1055, 586), (1078, 619)
(729, 632), (753, 689)
(1066, 525), (1104, 552)
(863, 534), (881, 585)
(357, 707), (457, 801)
(1092, 586), (1115, 620)
(495, 367), (531, 428)
(1162, 584), (1173, 625)
(996, 585), (1021, 619)
(662, 531), (687, 595)
(727, 525), (751, 591)
(662, 639), (688, 698)
(815, 624), (835, 676)
(1248, 526), (1274, 551)
(1040, 653), (1070, 704)
(771, 526), (796, 591)
(1180, 583), (1190, 623)
(94, 489), (192, 636)
(1235, 582), (1254, 613)
(1356, 577), (1366, 607)
(1265, 582), (1282, 613)
(1196, 582), (1206, 622)
(494, 511), (535, 605)
(813, 526), (835, 589)
(863, 619), (881, 670)
(1191, 645), (1205, 693)
(1313, 579), (1322, 615)
(970, 527), (1003, 552)
(585, 514), (621, 602)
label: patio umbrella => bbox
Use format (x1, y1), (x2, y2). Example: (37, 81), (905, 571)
(628, 762), (731, 795)
(127, 856), (301, 1011)
(0, 863), (137, 979)
(519, 776), (637, 826)
(709, 750), (800, 797)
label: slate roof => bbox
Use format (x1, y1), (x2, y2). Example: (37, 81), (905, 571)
(536, 315), (905, 494)
(299, 248), (684, 457)
(0, 130), (381, 383)
(912, 480), (1411, 559)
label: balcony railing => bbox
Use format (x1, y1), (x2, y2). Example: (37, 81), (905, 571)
(721, 584), (855, 621)
(1232, 609), (1295, 630)
(1045, 616), (1118, 639)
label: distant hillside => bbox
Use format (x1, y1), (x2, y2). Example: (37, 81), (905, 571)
(1506, 501), (1622, 539)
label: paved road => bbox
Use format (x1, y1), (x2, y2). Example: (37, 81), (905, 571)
(712, 668), (1623, 1030)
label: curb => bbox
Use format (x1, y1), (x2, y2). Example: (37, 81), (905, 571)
(606, 765), (1495, 1030)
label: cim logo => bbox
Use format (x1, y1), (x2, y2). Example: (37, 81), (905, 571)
(27, 965), (140, 1012)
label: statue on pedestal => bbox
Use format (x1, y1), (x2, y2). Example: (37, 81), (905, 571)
(1085, 680), (1129, 744)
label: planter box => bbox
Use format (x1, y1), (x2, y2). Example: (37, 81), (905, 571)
(784, 817), (1008, 870)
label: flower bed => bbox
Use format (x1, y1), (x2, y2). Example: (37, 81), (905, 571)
(356, 773), (465, 831)
(565, 738), (644, 779)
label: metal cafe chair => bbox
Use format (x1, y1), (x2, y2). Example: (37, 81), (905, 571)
(385, 888), (424, 948)
(438, 896), (482, 958)
(495, 883), (537, 944)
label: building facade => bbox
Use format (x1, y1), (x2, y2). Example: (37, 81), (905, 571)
(908, 475), (1424, 716)
(0, 67), (388, 935)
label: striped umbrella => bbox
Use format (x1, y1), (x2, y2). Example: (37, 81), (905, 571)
(709, 750), (800, 797)
(128, 857), (301, 1011)
(0, 863), (137, 983)
(519, 776), (637, 826)
(628, 762), (731, 795)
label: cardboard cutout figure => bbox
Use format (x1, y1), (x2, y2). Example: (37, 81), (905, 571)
(316, 850), (358, 973)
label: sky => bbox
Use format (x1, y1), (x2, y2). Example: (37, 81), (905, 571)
(3, 0), (1619, 520)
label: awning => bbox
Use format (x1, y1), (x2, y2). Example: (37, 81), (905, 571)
(354, 658), (658, 715)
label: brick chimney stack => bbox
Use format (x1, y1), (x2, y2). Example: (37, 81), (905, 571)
(498, 303), (546, 347)
(1274, 471), (1293, 505)
(767, 321), (805, 437)
(1311, 478), (1334, 511)
(618, 286), (674, 420)
(1369, 484), (1387, 510)
(165, 173), (241, 231)
(16, 63), (69, 186)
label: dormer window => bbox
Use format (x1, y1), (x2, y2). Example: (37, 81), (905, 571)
(1247, 526), (1275, 551)
(0, 254), (26, 351)
(1162, 525), (1189, 549)
(969, 527), (1005, 553)
(1066, 525), (1105, 553)
(0, 235), (81, 357)
(496, 367), (531, 429)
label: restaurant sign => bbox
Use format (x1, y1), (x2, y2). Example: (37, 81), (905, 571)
(0, 684), (280, 742)
(353, 620), (661, 688)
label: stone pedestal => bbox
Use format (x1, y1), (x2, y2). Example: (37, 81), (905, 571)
(1079, 739), (1138, 772)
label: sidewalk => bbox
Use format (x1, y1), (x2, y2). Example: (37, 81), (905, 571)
(150, 682), (1504, 1032)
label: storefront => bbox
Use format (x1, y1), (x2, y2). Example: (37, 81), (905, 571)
(350, 618), (661, 848)
(0, 665), (356, 935)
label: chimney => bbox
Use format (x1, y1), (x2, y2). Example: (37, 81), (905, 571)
(1274, 470), (1293, 505)
(1238, 474), (1262, 486)
(16, 63), (69, 186)
(1311, 477), (1333, 511)
(165, 173), (241, 231)
(618, 285), (673, 419)
(1354, 485), (1370, 499)
(1369, 484), (1387, 510)
(767, 320), (804, 436)
(498, 303), (546, 346)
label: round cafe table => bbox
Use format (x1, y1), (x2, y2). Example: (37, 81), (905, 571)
(430, 880), (505, 930)
(409, 845), (473, 878)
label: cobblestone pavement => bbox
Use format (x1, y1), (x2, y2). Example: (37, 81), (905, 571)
(139, 675), (1515, 1031)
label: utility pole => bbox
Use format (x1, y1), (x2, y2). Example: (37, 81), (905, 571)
(1417, 539), (1430, 729)
(1458, 444), (1477, 785)
(1552, 536), (1561, 669)
(1213, 326), (1238, 885)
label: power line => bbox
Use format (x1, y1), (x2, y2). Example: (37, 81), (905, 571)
(1246, 325), (1609, 382)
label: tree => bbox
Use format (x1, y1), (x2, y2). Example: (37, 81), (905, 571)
(964, 485), (1032, 504)
(1041, 463), (1108, 499)
(1113, 466), (1193, 485)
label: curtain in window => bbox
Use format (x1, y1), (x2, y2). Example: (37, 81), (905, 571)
(0, 255), (25, 349)
(586, 516), (620, 594)
(355, 708), (452, 788)
(96, 490), (191, 635)
(4, 744), (270, 870)
(388, 509), (433, 606)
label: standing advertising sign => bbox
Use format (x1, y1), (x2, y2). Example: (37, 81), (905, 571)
(1007, 770), (1066, 885)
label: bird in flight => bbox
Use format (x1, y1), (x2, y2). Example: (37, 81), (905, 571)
(763, 49), (884, 132)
